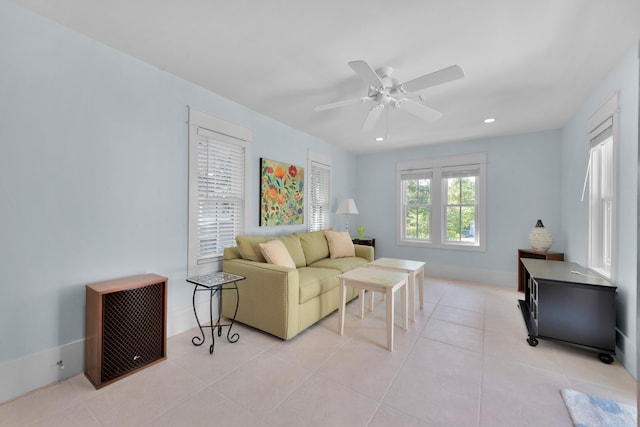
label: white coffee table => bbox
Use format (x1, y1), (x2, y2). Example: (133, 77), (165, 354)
(337, 267), (408, 351)
(368, 258), (425, 321)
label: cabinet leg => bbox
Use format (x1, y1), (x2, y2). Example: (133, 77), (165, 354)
(599, 353), (614, 364)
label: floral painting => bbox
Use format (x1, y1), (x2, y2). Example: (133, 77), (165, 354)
(260, 158), (304, 226)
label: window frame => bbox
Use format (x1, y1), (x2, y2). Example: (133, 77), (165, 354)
(397, 153), (486, 251)
(187, 107), (251, 276)
(585, 94), (618, 280)
(307, 151), (332, 231)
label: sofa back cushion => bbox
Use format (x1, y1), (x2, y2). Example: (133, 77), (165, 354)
(236, 235), (273, 262)
(296, 231), (330, 265)
(279, 234), (307, 268)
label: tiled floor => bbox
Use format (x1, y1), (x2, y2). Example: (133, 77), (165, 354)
(1, 278), (636, 426)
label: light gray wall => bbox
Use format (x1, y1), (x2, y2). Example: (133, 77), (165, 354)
(560, 43), (639, 378)
(0, 0), (355, 371)
(355, 130), (563, 285)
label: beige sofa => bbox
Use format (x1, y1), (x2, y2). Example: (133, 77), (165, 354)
(222, 230), (374, 340)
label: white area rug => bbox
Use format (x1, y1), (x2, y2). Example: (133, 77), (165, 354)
(561, 388), (637, 427)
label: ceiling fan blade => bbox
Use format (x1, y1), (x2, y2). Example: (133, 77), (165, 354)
(401, 65), (464, 93)
(400, 99), (443, 122)
(348, 60), (384, 88)
(314, 96), (371, 112)
(361, 104), (385, 132)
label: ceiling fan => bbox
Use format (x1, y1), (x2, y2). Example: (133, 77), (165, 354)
(314, 60), (464, 132)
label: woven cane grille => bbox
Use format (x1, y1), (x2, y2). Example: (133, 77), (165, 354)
(102, 282), (164, 382)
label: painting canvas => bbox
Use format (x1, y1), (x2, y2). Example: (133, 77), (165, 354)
(260, 158), (304, 226)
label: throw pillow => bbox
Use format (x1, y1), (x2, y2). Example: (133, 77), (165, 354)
(259, 239), (296, 268)
(324, 230), (355, 259)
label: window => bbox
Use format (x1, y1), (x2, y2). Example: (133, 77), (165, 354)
(584, 94), (617, 279)
(401, 170), (432, 240)
(188, 107), (251, 276)
(398, 153), (486, 251)
(443, 166), (479, 245)
(307, 152), (332, 231)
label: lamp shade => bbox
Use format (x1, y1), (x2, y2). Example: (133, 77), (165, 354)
(336, 198), (359, 215)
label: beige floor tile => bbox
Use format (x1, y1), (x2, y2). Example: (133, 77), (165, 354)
(314, 337), (410, 400)
(149, 386), (266, 427)
(484, 328), (562, 372)
(29, 402), (102, 427)
(266, 322), (350, 371)
(83, 361), (205, 426)
(368, 404), (431, 426)
(431, 303), (485, 328)
(383, 339), (483, 425)
(0, 380), (89, 427)
(262, 373), (379, 426)
(170, 335), (265, 386)
(212, 352), (311, 418)
(1, 278), (636, 427)
(480, 357), (574, 426)
(422, 318), (484, 352)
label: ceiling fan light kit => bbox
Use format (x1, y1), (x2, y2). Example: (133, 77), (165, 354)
(314, 60), (465, 134)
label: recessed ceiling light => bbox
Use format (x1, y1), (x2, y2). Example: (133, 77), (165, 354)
(484, 118), (496, 124)
(375, 137), (385, 142)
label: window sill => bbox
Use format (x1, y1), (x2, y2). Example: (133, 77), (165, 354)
(398, 240), (485, 252)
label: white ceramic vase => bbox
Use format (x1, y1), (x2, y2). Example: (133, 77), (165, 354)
(528, 219), (552, 252)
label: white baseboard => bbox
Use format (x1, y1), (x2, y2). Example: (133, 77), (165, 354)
(425, 262), (517, 288)
(0, 300), (212, 405)
(616, 330), (638, 380)
(167, 299), (212, 337)
(0, 339), (84, 405)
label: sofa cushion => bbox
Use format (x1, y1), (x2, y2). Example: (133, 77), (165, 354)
(324, 230), (355, 258)
(236, 235), (273, 262)
(298, 266), (340, 304)
(309, 256), (369, 273)
(279, 234), (306, 268)
(296, 231), (330, 265)
(259, 240), (296, 268)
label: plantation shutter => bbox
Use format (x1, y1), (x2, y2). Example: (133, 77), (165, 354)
(188, 107), (250, 276)
(196, 128), (245, 262)
(309, 160), (330, 231)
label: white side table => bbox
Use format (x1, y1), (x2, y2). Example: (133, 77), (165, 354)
(368, 258), (425, 322)
(337, 267), (408, 351)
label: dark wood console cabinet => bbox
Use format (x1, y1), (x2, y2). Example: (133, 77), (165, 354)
(518, 259), (616, 363)
(85, 273), (168, 389)
(352, 237), (376, 250)
(517, 249), (564, 292)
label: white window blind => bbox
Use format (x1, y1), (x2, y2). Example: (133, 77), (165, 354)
(309, 160), (331, 231)
(188, 107), (250, 276)
(196, 130), (245, 261)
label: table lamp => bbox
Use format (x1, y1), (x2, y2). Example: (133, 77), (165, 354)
(336, 198), (359, 234)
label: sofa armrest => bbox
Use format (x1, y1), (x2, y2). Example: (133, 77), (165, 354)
(222, 258), (300, 340)
(354, 244), (374, 262)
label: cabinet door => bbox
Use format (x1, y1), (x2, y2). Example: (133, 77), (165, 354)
(537, 281), (615, 352)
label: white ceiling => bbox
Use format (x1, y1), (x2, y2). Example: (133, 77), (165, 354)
(10, 0), (640, 154)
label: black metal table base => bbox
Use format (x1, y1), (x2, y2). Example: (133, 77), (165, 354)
(188, 274), (242, 354)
